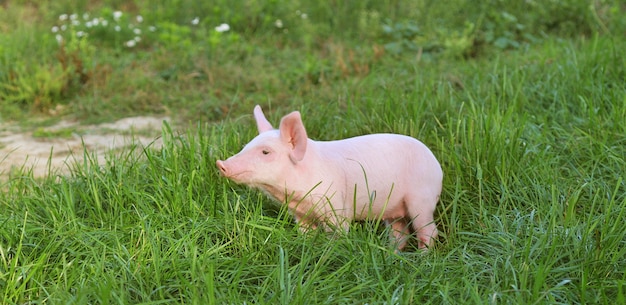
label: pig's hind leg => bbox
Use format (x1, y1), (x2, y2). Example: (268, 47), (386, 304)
(386, 218), (411, 250)
(405, 195), (438, 249)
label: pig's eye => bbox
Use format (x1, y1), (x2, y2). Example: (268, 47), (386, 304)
(262, 149), (270, 155)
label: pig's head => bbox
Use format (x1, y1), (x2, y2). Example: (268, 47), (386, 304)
(216, 105), (308, 189)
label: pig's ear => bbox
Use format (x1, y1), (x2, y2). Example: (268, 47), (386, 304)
(279, 111), (308, 162)
(254, 105), (274, 133)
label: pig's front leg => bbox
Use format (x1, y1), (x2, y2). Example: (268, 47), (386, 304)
(288, 197), (319, 232)
(296, 220), (318, 232)
(324, 215), (350, 233)
(291, 213), (318, 232)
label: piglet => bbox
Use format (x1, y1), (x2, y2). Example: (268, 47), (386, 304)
(216, 105), (443, 250)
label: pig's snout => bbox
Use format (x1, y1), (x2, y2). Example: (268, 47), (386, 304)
(216, 159), (247, 182)
(216, 160), (228, 176)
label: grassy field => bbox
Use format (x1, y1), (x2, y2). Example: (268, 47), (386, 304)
(1, 0), (626, 304)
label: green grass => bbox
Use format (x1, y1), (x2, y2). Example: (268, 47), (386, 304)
(1, 0), (626, 304)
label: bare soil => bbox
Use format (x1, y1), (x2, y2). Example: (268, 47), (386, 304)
(0, 116), (169, 178)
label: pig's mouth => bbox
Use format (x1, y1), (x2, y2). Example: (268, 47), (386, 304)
(222, 171), (247, 180)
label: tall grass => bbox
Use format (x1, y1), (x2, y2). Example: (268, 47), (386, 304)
(1, 0), (625, 304)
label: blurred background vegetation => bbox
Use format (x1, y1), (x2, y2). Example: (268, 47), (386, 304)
(0, 0), (624, 124)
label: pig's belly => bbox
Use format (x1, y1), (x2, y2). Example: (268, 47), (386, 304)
(345, 181), (407, 220)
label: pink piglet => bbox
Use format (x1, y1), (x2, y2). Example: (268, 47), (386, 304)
(217, 105), (443, 250)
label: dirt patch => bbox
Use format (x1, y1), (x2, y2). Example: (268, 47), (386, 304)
(0, 116), (169, 178)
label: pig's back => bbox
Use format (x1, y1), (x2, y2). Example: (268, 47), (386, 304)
(321, 133), (440, 176)
(315, 134), (442, 212)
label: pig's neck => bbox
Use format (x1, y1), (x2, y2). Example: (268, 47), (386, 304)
(259, 183), (301, 203)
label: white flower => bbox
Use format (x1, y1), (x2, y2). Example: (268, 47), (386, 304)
(55, 34), (63, 44)
(101, 19), (108, 27)
(274, 19), (283, 28)
(59, 14), (68, 21)
(134, 36), (141, 42)
(215, 23), (230, 33)
(148, 26), (156, 32)
(191, 17), (200, 25)
(113, 11), (122, 21)
(125, 40), (136, 47)
(76, 31), (85, 37)
(92, 18), (100, 26)
(60, 25), (67, 31)
(83, 13), (90, 20)
(301, 13), (308, 19)
(70, 14), (78, 20)
(72, 20), (80, 26)
(136, 15), (143, 23)
(133, 28), (141, 35)
(85, 21), (92, 28)
(51, 26), (59, 33)
(114, 25), (121, 32)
